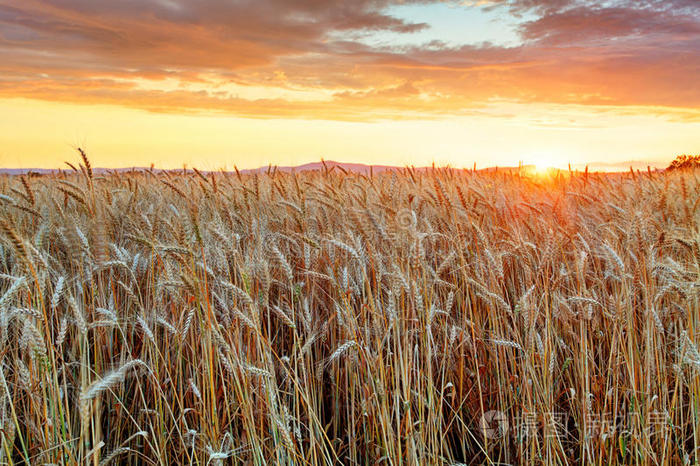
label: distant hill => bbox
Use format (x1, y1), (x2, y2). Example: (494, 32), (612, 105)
(0, 160), (662, 175)
(0, 162), (398, 176)
(239, 161), (402, 174)
(0, 161), (485, 176)
(0, 168), (58, 175)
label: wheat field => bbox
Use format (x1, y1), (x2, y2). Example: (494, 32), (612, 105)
(0, 157), (698, 465)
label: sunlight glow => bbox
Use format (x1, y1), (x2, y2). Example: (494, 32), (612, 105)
(530, 154), (564, 173)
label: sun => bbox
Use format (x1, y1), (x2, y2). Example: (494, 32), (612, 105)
(528, 154), (560, 174)
(534, 162), (552, 174)
(533, 158), (554, 173)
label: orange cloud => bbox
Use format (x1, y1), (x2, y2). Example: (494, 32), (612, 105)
(0, 0), (698, 120)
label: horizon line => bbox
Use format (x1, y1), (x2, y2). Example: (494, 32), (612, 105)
(0, 159), (669, 175)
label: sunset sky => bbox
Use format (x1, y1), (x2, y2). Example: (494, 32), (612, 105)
(0, 0), (698, 170)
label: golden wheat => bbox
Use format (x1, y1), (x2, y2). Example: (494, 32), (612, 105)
(0, 160), (697, 464)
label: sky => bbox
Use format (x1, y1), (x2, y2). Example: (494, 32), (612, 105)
(0, 0), (698, 170)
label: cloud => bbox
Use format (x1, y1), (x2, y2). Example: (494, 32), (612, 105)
(0, 0), (698, 119)
(518, 3), (700, 44)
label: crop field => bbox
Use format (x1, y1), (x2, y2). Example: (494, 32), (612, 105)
(0, 159), (698, 465)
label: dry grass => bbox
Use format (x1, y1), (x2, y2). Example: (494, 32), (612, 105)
(0, 160), (698, 464)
